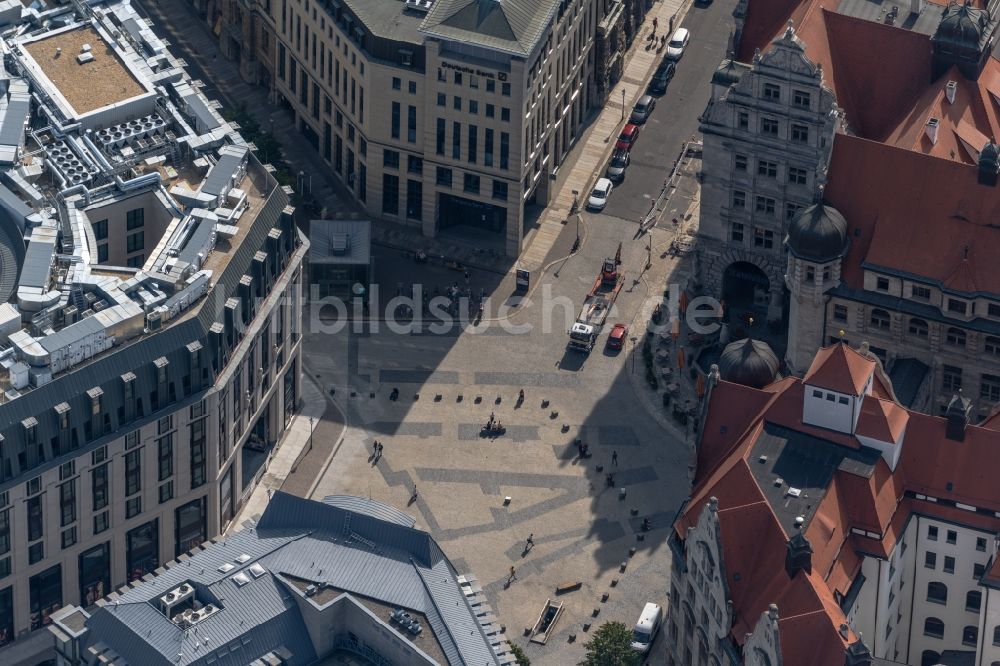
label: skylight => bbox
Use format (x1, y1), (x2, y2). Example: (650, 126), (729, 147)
(248, 562), (266, 579)
(232, 572), (251, 587)
(217, 563), (235, 573)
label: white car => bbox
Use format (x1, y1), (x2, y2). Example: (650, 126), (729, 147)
(665, 28), (690, 60)
(588, 178), (613, 210)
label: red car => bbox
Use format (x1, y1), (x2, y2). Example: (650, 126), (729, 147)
(615, 123), (641, 151)
(607, 323), (628, 350)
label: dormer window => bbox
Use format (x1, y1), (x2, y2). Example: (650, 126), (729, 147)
(947, 298), (967, 315)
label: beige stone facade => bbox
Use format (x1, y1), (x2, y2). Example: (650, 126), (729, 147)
(193, 0), (654, 257)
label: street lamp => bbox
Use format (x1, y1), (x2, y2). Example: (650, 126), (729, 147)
(309, 416), (315, 453)
(621, 87), (626, 121)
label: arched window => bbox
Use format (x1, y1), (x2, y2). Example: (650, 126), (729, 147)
(927, 581), (948, 604)
(964, 625), (979, 646)
(987, 336), (1000, 355)
(908, 318), (929, 338)
(924, 616), (945, 639)
(921, 650), (941, 666)
(946, 327), (966, 347)
(967, 590), (982, 612)
(870, 308), (891, 330)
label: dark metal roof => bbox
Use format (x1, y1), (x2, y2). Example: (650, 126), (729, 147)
(888, 357), (930, 408)
(309, 218), (371, 265)
(82, 494), (500, 666)
(0, 94), (29, 148)
(322, 495), (415, 527)
(420, 0), (560, 56)
(786, 202), (848, 263)
(0, 184), (25, 302)
(719, 338), (780, 388)
(750, 424), (881, 532)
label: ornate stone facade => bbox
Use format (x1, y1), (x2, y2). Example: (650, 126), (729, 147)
(696, 25), (840, 324)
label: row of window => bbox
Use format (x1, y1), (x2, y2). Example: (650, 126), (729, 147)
(435, 93), (512, 123)
(872, 277), (1000, 319)
(436, 68), (511, 97)
(733, 154), (809, 185)
(922, 616), (978, 647)
(759, 83), (812, 109)
(730, 223), (776, 249)
(735, 111), (811, 143)
(924, 551), (986, 580)
(836, 306), (1000, 357)
(730, 191), (803, 221)
(434, 119), (511, 170)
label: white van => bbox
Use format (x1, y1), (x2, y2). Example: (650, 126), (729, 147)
(631, 602), (663, 654)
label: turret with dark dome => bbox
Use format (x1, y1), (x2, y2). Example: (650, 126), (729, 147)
(785, 202), (848, 263)
(719, 338), (780, 388)
(931, 1), (998, 79)
(979, 138), (1000, 186)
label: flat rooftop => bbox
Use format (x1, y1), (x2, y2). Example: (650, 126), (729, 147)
(23, 25), (146, 114)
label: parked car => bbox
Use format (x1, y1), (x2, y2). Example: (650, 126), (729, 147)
(647, 61), (676, 95)
(615, 123), (641, 151)
(666, 28), (690, 60)
(630, 94), (657, 124)
(587, 178), (614, 211)
(607, 323), (628, 350)
(606, 149), (631, 181)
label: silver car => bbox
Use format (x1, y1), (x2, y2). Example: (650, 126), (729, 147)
(606, 149), (631, 181)
(629, 94), (656, 124)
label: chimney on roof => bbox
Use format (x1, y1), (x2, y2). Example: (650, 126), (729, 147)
(945, 80), (957, 104)
(925, 117), (940, 145)
(845, 639), (873, 666)
(785, 532), (813, 577)
(945, 391), (973, 441)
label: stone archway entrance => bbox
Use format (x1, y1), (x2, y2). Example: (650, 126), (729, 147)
(722, 261), (770, 314)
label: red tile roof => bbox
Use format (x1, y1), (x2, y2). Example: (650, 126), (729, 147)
(825, 134), (1000, 294)
(675, 342), (1000, 661)
(855, 396), (909, 443)
(802, 343), (875, 395)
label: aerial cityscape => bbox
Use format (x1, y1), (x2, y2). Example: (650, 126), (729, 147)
(0, 0), (992, 665)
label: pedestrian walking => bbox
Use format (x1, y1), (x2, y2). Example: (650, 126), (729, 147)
(652, 17), (658, 33)
(612, 450), (618, 466)
(526, 533), (534, 549)
(508, 566), (517, 582)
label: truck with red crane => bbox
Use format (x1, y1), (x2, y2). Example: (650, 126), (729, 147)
(567, 258), (625, 352)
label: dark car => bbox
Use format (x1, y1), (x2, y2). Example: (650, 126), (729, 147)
(630, 94), (657, 125)
(615, 123), (641, 151)
(647, 61), (676, 96)
(606, 149), (631, 181)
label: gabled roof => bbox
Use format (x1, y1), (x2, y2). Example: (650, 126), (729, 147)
(676, 342), (1000, 663)
(825, 133), (1000, 296)
(855, 396), (909, 443)
(420, 0), (559, 56)
(802, 343), (875, 395)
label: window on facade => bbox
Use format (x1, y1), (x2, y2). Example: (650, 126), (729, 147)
(785, 202), (802, 221)
(92, 219), (108, 240)
(59, 480), (76, 527)
(760, 117), (779, 136)
(924, 617), (945, 638)
(963, 625), (978, 646)
(912, 285), (931, 300)
(967, 590), (982, 612)
(125, 208), (144, 230)
(833, 304), (848, 322)
(407, 106), (417, 143)
(994, 625), (1000, 646)
(93, 511), (108, 535)
(732, 190), (746, 209)
(875, 277), (889, 291)
(943, 556), (955, 573)
(925, 551), (937, 569)
(735, 154), (747, 171)
(928, 525), (939, 540)
(757, 160), (777, 178)
(948, 298), (968, 315)
(791, 124), (809, 142)
(942, 365), (962, 392)
(126, 496), (141, 519)
(793, 90), (811, 108)
(927, 582), (948, 604)
(190, 421), (206, 489)
(406, 180), (422, 221)
(754, 196), (775, 216)
(382, 174), (399, 215)
(870, 308), (890, 330)
(125, 449), (141, 496)
(158, 435), (173, 482)
(27, 495), (43, 542)
(492, 181), (508, 201)
(981, 374), (1000, 402)
(731, 222), (744, 243)
(753, 228), (774, 249)
(946, 529), (956, 544)
(126, 231), (144, 254)
(986, 337), (1000, 355)
(788, 167), (807, 185)
(908, 318), (929, 338)
(977, 537), (988, 552)
(390, 102), (400, 139)
(391, 77), (401, 90)
(946, 327), (966, 347)
(383, 149), (399, 169)
(463, 173), (480, 194)
(436, 167), (452, 187)
(29, 565), (62, 630)
(763, 83), (780, 101)
(738, 112), (749, 129)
